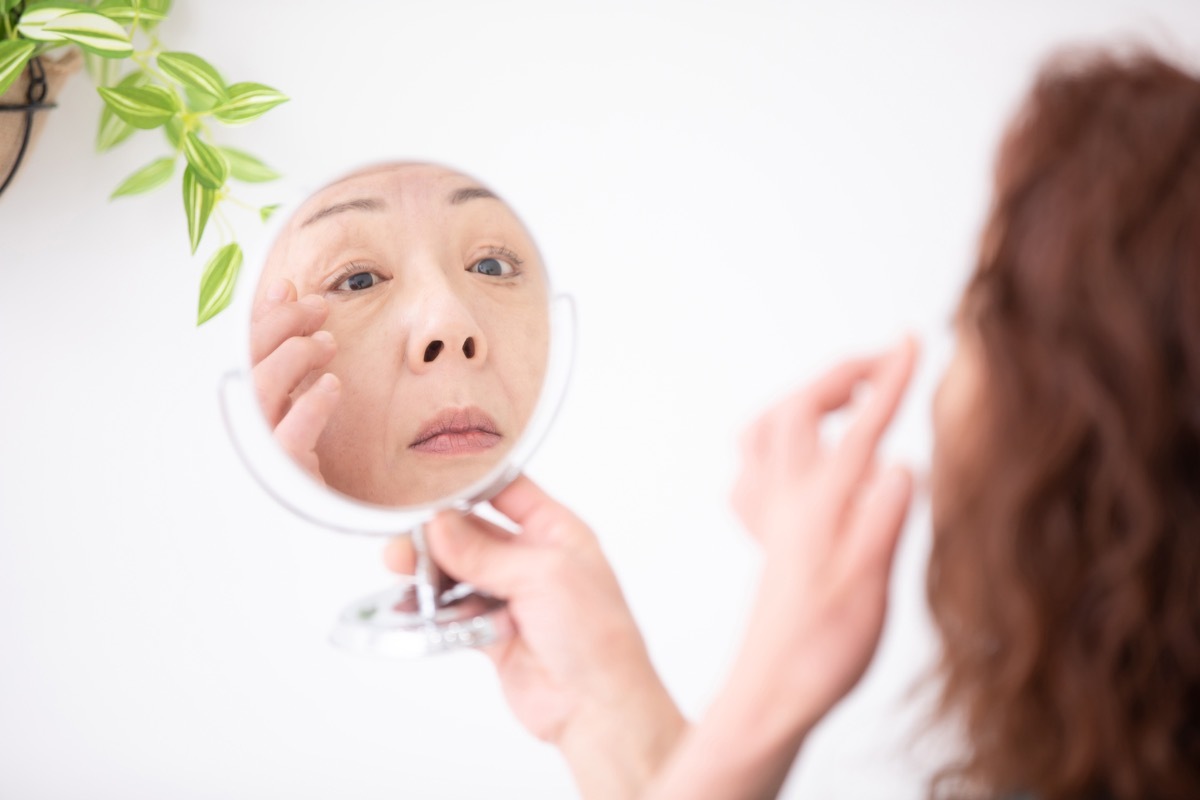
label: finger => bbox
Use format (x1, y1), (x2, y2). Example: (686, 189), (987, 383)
(253, 332), (337, 425)
(844, 465), (913, 577)
(252, 277), (297, 319)
(274, 372), (340, 466)
(729, 467), (762, 543)
(487, 474), (588, 547)
(251, 293), (330, 365)
(797, 354), (889, 422)
(427, 510), (546, 598)
(383, 537), (416, 575)
(834, 336), (919, 486)
(755, 355), (889, 468)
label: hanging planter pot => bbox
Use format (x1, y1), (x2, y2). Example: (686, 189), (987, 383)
(0, 0), (288, 324)
(0, 48), (82, 196)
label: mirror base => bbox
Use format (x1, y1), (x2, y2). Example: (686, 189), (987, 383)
(329, 578), (511, 658)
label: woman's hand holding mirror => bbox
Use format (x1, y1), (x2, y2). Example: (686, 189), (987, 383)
(385, 475), (687, 799)
(251, 278), (340, 481)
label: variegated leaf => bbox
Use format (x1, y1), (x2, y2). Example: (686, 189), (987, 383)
(197, 243), (243, 325)
(211, 82), (288, 125)
(97, 84), (178, 128)
(41, 11), (133, 58)
(0, 41), (36, 97)
(110, 157), (175, 198)
(183, 165), (216, 254)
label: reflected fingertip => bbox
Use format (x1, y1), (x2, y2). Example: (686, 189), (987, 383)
(267, 278), (289, 303)
(299, 294), (327, 311)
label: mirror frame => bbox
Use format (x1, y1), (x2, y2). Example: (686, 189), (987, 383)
(218, 163), (576, 536)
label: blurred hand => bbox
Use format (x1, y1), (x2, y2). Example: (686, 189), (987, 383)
(648, 336), (918, 800)
(251, 278), (340, 479)
(384, 475), (686, 799)
(729, 335), (917, 712)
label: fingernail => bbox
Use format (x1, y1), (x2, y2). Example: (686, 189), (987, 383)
(299, 294), (326, 311)
(316, 373), (339, 392)
(267, 279), (289, 302)
(312, 330), (334, 345)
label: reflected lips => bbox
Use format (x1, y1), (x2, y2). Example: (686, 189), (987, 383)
(409, 407), (501, 454)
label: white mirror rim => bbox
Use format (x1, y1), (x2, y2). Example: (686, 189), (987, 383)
(218, 161), (576, 536)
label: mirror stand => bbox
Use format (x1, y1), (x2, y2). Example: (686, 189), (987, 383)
(329, 522), (511, 658)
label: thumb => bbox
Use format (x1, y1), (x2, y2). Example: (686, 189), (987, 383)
(426, 511), (536, 599)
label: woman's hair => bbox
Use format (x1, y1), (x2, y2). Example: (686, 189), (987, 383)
(926, 46), (1200, 800)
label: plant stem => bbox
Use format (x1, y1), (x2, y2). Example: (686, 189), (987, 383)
(214, 207), (235, 245)
(223, 194), (259, 214)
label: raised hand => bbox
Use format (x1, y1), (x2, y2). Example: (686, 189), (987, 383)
(648, 336), (918, 800)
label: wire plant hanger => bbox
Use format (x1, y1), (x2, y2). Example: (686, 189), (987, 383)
(0, 55), (51, 196)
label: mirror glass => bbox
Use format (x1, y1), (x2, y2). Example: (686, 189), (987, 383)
(249, 162), (551, 509)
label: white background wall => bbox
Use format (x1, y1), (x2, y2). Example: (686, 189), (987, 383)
(2, 1), (1198, 797)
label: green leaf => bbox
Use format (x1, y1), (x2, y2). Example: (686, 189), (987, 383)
(0, 41), (36, 98)
(41, 11), (133, 57)
(162, 114), (184, 149)
(1, 0), (25, 16)
(94, 70), (145, 151)
(183, 131), (228, 190)
(110, 156), (174, 198)
(157, 52), (226, 101)
(259, 203), (280, 223)
(83, 49), (120, 87)
(221, 147), (280, 183)
(95, 105), (136, 150)
(95, 0), (166, 25)
(183, 83), (217, 113)
(97, 84), (178, 129)
(15, 3), (84, 41)
(210, 82), (288, 125)
(183, 165), (215, 254)
(197, 242), (243, 325)
(137, 0), (171, 30)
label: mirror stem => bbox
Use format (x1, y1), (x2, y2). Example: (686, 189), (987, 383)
(410, 522), (442, 622)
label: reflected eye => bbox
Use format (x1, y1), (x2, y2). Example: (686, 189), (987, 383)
(470, 257), (515, 277)
(334, 271), (381, 291)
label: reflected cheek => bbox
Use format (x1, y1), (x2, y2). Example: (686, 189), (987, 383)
(490, 311), (550, 421)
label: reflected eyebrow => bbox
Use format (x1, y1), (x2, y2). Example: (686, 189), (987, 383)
(301, 197), (385, 227)
(449, 186), (499, 205)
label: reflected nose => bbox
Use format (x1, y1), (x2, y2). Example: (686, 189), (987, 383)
(406, 284), (488, 373)
(421, 336), (478, 363)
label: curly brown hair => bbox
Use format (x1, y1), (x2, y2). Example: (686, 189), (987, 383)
(926, 47), (1200, 800)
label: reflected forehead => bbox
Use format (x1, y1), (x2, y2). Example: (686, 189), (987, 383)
(300, 197), (385, 228)
(293, 167), (504, 231)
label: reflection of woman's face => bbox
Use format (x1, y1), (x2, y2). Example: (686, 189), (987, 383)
(264, 164), (550, 506)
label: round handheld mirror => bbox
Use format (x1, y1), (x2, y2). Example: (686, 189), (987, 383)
(219, 161), (575, 657)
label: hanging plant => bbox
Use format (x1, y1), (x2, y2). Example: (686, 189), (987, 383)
(0, 0), (287, 324)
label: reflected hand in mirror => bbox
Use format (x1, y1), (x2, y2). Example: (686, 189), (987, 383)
(252, 163), (550, 508)
(251, 281), (339, 480)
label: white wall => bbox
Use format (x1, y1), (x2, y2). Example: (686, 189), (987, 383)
(2, 2), (1197, 797)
